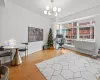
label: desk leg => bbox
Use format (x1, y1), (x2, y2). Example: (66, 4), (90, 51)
(12, 48), (22, 66)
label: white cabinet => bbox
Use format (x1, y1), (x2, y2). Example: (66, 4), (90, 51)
(73, 40), (95, 51)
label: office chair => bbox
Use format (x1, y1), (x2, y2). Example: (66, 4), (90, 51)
(57, 38), (65, 49)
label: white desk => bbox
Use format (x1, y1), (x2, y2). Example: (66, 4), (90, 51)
(3, 45), (22, 66)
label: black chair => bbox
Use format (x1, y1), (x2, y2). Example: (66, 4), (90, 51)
(19, 43), (28, 59)
(0, 65), (9, 80)
(0, 46), (12, 65)
(57, 38), (65, 49)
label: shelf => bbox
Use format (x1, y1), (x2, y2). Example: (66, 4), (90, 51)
(65, 27), (77, 29)
(77, 26), (94, 28)
(73, 39), (95, 42)
(65, 26), (94, 29)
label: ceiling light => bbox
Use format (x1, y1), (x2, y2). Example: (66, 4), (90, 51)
(53, 7), (57, 11)
(58, 8), (61, 12)
(44, 10), (47, 14)
(44, 0), (61, 16)
(46, 6), (50, 10)
(55, 12), (58, 16)
(48, 11), (51, 15)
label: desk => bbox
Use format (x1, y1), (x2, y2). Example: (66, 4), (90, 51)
(3, 45), (22, 66)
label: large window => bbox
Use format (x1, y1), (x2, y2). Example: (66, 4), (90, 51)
(57, 18), (95, 45)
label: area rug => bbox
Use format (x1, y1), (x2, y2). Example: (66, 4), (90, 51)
(36, 52), (100, 80)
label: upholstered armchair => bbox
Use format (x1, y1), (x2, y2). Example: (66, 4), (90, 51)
(0, 66), (9, 80)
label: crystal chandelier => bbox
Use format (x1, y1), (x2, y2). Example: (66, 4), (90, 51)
(44, 0), (61, 16)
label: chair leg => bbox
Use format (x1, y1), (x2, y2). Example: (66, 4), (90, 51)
(10, 55), (12, 65)
(0, 60), (1, 66)
(27, 49), (28, 56)
(0, 60), (1, 78)
(25, 51), (26, 60)
(27, 45), (28, 56)
(10, 49), (12, 65)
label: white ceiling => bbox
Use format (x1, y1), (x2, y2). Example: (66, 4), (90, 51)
(8, 0), (100, 19)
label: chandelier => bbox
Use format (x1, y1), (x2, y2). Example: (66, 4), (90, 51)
(44, 0), (61, 16)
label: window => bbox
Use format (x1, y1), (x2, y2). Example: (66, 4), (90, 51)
(57, 18), (95, 45)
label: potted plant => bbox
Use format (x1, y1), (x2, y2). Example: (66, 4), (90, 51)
(47, 28), (54, 50)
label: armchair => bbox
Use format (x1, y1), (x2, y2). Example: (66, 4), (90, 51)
(0, 66), (9, 80)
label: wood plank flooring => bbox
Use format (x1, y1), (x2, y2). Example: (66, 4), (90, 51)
(8, 49), (95, 80)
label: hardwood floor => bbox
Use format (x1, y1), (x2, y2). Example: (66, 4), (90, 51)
(8, 49), (95, 80)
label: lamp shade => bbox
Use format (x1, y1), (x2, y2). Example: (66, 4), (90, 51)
(48, 12), (51, 15)
(53, 7), (57, 11)
(46, 6), (50, 10)
(58, 8), (61, 12)
(44, 10), (47, 14)
(55, 12), (58, 16)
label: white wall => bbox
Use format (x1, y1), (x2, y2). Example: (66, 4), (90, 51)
(0, 0), (5, 7)
(0, 2), (51, 63)
(56, 5), (100, 55)
(94, 15), (100, 55)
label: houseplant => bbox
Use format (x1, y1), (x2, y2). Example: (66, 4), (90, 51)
(47, 28), (54, 49)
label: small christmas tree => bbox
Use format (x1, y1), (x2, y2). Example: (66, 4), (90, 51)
(47, 28), (53, 47)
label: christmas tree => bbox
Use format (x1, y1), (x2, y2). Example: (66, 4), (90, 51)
(47, 28), (53, 47)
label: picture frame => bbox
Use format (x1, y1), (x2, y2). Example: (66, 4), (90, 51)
(28, 27), (43, 42)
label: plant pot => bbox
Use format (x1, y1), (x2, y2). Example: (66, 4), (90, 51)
(49, 46), (54, 50)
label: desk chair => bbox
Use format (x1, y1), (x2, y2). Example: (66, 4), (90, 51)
(0, 46), (12, 65)
(57, 38), (65, 49)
